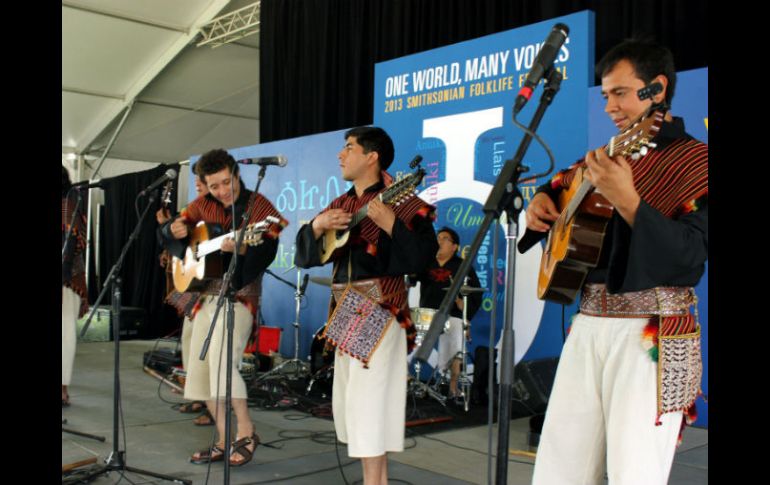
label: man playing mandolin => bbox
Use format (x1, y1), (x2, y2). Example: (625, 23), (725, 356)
(521, 40), (708, 485)
(295, 127), (438, 485)
(160, 149), (287, 467)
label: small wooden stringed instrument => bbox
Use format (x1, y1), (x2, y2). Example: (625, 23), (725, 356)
(172, 216), (279, 292)
(537, 108), (665, 304)
(319, 167), (426, 264)
(159, 180), (176, 294)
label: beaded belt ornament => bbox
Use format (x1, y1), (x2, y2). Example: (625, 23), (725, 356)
(324, 279), (394, 367)
(580, 284), (693, 317)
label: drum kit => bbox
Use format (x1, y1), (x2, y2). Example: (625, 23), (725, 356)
(302, 274), (486, 412)
(408, 278), (486, 411)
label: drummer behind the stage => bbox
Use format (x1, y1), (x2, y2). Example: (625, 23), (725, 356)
(295, 126), (438, 485)
(411, 227), (482, 400)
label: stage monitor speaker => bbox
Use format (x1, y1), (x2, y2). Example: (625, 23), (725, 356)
(110, 306), (148, 340)
(78, 306), (149, 341)
(512, 357), (560, 415)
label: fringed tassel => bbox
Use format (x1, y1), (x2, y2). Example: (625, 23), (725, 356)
(383, 303), (417, 353)
(642, 318), (659, 362)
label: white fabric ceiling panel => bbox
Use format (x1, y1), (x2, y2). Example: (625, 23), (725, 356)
(62, 91), (123, 149)
(140, 42), (259, 116)
(62, 8), (182, 96)
(63, 0), (215, 30)
(89, 103), (258, 162)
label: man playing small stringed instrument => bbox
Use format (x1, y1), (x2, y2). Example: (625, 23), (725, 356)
(521, 40), (708, 485)
(161, 149), (287, 467)
(295, 127), (438, 485)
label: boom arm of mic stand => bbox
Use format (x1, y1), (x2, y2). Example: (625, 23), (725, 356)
(414, 69), (563, 364)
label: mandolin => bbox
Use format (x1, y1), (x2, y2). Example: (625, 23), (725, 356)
(319, 167), (425, 263)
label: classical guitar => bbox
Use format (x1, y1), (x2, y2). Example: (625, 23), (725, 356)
(537, 109), (665, 304)
(172, 216), (279, 292)
(319, 167), (426, 263)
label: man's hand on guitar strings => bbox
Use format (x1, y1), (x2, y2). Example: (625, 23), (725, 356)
(221, 237), (247, 255)
(311, 208), (352, 238)
(525, 192), (560, 232)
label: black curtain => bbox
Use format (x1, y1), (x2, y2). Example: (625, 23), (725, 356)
(259, 0), (707, 143)
(97, 163), (181, 339)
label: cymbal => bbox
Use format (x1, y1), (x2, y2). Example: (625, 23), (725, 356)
(444, 285), (487, 295)
(309, 276), (333, 287)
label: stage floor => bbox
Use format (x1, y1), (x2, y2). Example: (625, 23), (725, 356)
(62, 340), (707, 484)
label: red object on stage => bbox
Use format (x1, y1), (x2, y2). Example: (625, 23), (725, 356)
(257, 326), (282, 355)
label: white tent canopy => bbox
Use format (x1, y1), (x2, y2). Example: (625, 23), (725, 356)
(62, 0), (262, 177)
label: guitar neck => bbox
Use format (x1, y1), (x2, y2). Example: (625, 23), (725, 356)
(345, 195), (383, 231)
(562, 176), (596, 224)
(562, 143), (617, 221)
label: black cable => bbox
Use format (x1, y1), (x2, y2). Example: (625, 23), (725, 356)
(561, 304), (566, 343)
(335, 435), (352, 485)
(511, 111), (556, 183)
(409, 431), (534, 466)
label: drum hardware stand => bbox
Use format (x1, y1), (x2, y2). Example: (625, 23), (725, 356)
(455, 279), (487, 412)
(408, 335), (448, 407)
(305, 364), (334, 396)
(256, 269), (311, 382)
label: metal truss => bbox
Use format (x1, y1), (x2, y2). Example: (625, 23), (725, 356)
(197, 1), (260, 48)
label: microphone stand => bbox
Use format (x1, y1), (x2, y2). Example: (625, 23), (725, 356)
(198, 164), (267, 485)
(78, 190), (191, 485)
(256, 269), (311, 382)
(414, 68), (563, 485)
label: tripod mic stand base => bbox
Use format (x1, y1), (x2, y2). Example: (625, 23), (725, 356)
(77, 460), (193, 485)
(254, 358), (310, 382)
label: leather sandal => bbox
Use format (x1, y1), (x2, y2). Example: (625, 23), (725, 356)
(193, 409), (215, 426)
(189, 444), (225, 465)
(178, 401), (206, 414)
(229, 433), (260, 467)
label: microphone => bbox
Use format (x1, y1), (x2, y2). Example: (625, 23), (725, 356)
(238, 156), (288, 167)
(300, 273), (310, 294)
(409, 155), (423, 169)
(513, 23), (569, 114)
(138, 168), (177, 197)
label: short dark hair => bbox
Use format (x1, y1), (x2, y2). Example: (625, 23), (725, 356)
(62, 166), (72, 195)
(344, 126), (395, 171)
(196, 149), (239, 181)
(438, 226), (460, 246)
(596, 39), (677, 106)
(191, 161), (205, 183)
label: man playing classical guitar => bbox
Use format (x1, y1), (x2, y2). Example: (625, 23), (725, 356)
(295, 127), (438, 485)
(520, 40), (708, 485)
(161, 149), (287, 467)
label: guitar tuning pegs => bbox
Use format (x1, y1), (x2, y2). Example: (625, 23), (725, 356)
(647, 142), (657, 149)
(631, 152), (641, 161)
(639, 146), (648, 156)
